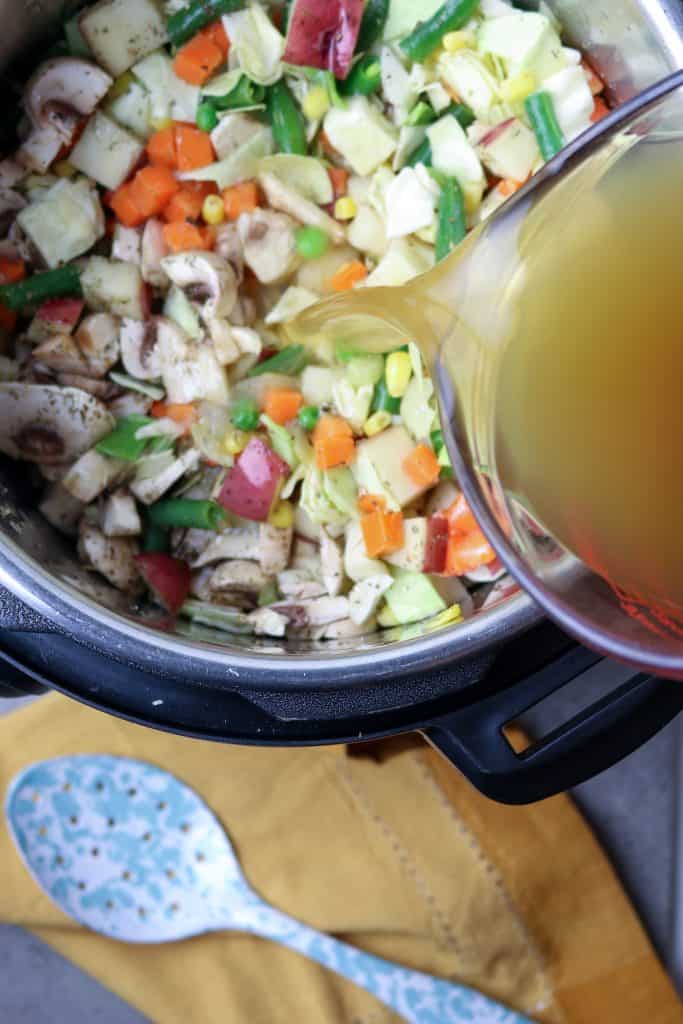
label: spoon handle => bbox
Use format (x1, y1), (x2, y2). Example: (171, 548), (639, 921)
(236, 902), (534, 1024)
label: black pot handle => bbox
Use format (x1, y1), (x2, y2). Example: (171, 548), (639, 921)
(423, 646), (683, 804)
(0, 637), (50, 697)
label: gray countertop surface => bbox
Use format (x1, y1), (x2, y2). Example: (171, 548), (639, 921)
(0, 663), (680, 1023)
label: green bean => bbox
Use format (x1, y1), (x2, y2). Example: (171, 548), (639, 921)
(142, 519), (170, 554)
(248, 344), (309, 377)
(400, 0), (481, 62)
(339, 55), (381, 96)
(208, 76), (265, 111)
(266, 80), (307, 156)
(435, 177), (467, 262)
(406, 101), (436, 127)
(0, 265), (82, 311)
(96, 416), (152, 462)
(167, 0), (244, 48)
(371, 377), (401, 415)
(524, 90), (565, 161)
(447, 101), (475, 129)
(147, 499), (226, 531)
(356, 0), (390, 52)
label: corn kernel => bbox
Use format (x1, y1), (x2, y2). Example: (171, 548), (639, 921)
(222, 428), (252, 455)
(149, 115), (173, 133)
(269, 500), (294, 529)
(442, 30), (475, 52)
(53, 160), (76, 178)
(385, 350), (412, 399)
(428, 604), (463, 630)
(202, 194), (226, 226)
(499, 71), (537, 103)
(363, 410), (392, 437)
(334, 196), (358, 221)
(302, 85), (330, 121)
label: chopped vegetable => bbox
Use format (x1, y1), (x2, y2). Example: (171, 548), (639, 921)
(147, 126), (177, 168)
(313, 414), (355, 470)
(435, 176), (466, 261)
(284, 0), (364, 79)
(298, 404), (320, 431)
(163, 221), (214, 252)
(129, 165), (180, 219)
(218, 436), (290, 521)
(407, 137), (432, 168)
(385, 350), (413, 398)
(384, 567), (446, 624)
(167, 0), (242, 47)
(0, 265), (82, 311)
(266, 80), (307, 156)
(147, 498), (226, 530)
(203, 72), (265, 111)
(142, 517), (170, 554)
(361, 504), (404, 558)
(175, 122), (215, 171)
(444, 527), (496, 576)
(231, 397), (260, 431)
(423, 514), (449, 572)
(164, 182), (215, 222)
(263, 388), (303, 425)
(445, 493), (478, 534)
(151, 402), (198, 433)
(371, 376), (401, 415)
(295, 225), (329, 260)
(524, 90), (565, 161)
(197, 101), (219, 132)
(223, 181), (261, 219)
(222, 4), (285, 86)
(356, 0), (390, 51)
(135, 552), (191, 614)
(400, 0), (481, 63)
(174, 29), (226, 87)
(339, 54), (382, 96)
(96, 414), (153, 462)
(328, 166), (349, 199)
(329, 260), (368, 292)
(403, 443), (441, 488)
(248, 344), (308, 378)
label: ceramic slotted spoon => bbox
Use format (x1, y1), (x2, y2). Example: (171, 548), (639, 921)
(6, 756), (535, 1024)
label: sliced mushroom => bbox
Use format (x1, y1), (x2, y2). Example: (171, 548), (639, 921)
(160, 251), (238, 321)
(172, 527), (214, 565)
(141, 218), (169, 288)
(100, 488), (141, 537)
(192, 525), (261, 567)
(238, 209), (299, 285)
(25, 59), (112, 141)
(210, 560), (269, 594)
(75, 313), (120, 377)
(63, 448), (129, 503)
(157, 317), (229, 406)
(277, 569), (327, 600)
(111, 224), (142, 265)
(214, 221), (244, 283)
(248, 606), (288, 638)
(230, 295), (258, 328)
(57, 374), (116, 400)
(130, 447), (201, 505)
(191, 566), (215, 602)
(0, 384), (114, 465)
(33, 334), (91, 375)
(258, 171), (346, 245)
(208, 319), (241, 366)
(39, 481), (84, 536)
(272, 596), (350, 629)
(78, 521), (143, 595)
(259, 523), (293, 576)
(319, 527), (344, 597)
(348, 574), (394, 625)
(108, 391), (153, 419)
(120, 317), (162, 381)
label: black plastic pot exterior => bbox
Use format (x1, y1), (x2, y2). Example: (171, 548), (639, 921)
(0, 0), (682, 804)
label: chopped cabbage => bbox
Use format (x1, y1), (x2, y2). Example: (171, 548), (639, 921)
(301, 465), (347, 528)
(427, 115), (485, 211)
(179, 127), (274, 188)
(382, 0), (444, 42)
(541, 66), (594, 141)
(323, 467), (358, 519)
(380, 46), (425, 124)
(261, 414), (297, 467)
(257, 154), (333, 203)
(323, 98), (399, 177)
(437, 51), (500, 119)
(18, 179), (104, 268)
(364, 237), (435, 288)
(393, 125), (427, 171)
(332, 377), (374, 432)
(400, 343), (437, 440)
(347, 203), (388, 258)
(133, 51), (199, 124)
(265, 286), (319, 325)
(477, 12), (567, 83)
(222, 4), (285, 86)
(385, 166), (438, 239)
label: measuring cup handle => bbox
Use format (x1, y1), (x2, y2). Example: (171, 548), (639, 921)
(423, 647), (683, 804)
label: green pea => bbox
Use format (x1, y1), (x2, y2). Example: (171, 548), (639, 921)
(197, 101), (218, 133)
(298, 405), (320, 431)
(295, 226), (329, 260)
(231, 397), (260, 431)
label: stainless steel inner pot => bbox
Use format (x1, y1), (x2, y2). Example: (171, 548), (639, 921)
(0, 0), (681, 689)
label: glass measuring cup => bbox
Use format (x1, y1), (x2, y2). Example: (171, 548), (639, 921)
(287, 70), (683, 680)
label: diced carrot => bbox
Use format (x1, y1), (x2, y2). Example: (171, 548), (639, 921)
(0, 258), (26, 285)
(328, 166), (349, 199)
(147, 126), (177, 169)
(203, 20), (230, 58)
(109, 182), (145, 227)
(591, 97), (609, 123)
(403, 443), (441, 488)
(163, 221), (215, 253)
(129, 165), (180, 219)
(328, 260), (368, 292)
(151, 401), (198, 433)
(175, 123), (215, 172)
(263, 388), (303, 424)
(445, 493), (478, 536)
(163, 182), (215, 223)
(222, 182), (260, 220)
(361, 507), (404, 558)
(497, 178), (522, 198)
(444, 528), (495, 576)
(581, 58), (605, 96)
(313, 414), (355, 469)
(173, 33), (224, 86)
(358, 493), (387, 513)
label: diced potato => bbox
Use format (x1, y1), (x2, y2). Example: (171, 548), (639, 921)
(80, 0), (168, 77)
(81, 257), (147, 320)
(354, 425), (432, 507)
(17, 179), (104, 268)
(70, 112), (144, 190)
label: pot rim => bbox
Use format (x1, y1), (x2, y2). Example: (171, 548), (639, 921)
(0, 531), (542, 690)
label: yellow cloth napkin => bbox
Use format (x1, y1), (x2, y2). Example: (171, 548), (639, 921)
(0, 694), (678, 1023)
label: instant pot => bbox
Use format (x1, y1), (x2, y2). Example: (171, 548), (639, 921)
(0, 0), (682, 805)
